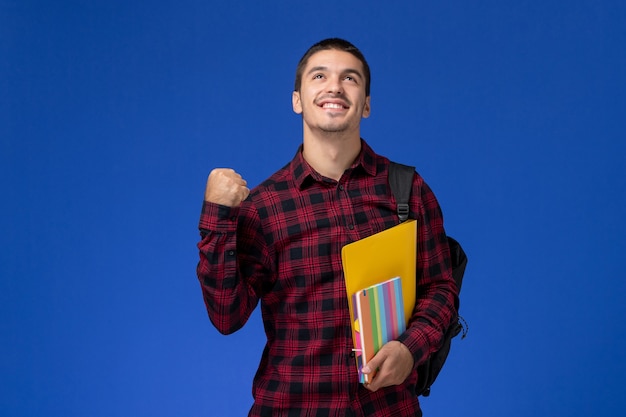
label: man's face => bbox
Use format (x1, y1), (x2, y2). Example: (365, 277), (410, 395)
(292, 49), (371, 135)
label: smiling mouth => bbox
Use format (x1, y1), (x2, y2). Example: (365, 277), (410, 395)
(321, 102), (348, 109)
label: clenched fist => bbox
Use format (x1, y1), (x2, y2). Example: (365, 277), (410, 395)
(204, 168), (250, 207)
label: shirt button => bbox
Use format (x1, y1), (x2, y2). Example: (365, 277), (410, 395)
(227, 250), (235, 256)
(338, 185), (344, 191)
(348, 224), (354, 230)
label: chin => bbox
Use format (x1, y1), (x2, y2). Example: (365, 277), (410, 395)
(319, 123), (350, 133)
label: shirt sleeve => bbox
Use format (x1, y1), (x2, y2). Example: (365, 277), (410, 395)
(196, 199), (274, 335)
(396, 176), (459, 367)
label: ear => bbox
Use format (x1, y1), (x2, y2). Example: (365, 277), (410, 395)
(361, 96), (371, 119)
(292, 91), (303, 114)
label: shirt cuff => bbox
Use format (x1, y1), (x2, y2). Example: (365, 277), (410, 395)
(198, 200), (240, 232)
(397, 326), (430, 368)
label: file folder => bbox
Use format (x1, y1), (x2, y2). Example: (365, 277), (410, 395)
(342, 219), (417, 382)
(342, 219), (417, 326)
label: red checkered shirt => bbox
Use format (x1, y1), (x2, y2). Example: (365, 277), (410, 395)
(197, 140), (458, 417)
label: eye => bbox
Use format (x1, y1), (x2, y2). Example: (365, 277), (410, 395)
(313, 73), (325, 80)
(344, 75), (358, 83)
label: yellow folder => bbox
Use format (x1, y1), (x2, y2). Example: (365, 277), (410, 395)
(342, 219), (417, 330)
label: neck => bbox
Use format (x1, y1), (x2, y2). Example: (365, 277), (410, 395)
(301, 130), (362, 181)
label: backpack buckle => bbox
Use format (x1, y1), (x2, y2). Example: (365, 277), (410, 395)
(397, 203), (409, 222)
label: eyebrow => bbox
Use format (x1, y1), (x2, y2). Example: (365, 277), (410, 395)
(306, 65), (364, 80)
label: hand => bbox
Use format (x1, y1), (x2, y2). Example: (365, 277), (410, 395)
(204, 168), (250, 207)
(361, 341), (414, 392)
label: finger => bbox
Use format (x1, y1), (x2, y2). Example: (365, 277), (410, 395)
(238, 186), (250, 203)
(361, 362), (383, 391)
(364, 379), (380, 392)
(211, 168), (241, 180)
(363, 369), (388, 392)
(209, 169), (247, 189)
(222, 170), (247, 186)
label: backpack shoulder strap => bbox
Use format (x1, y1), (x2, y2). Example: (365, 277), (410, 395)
(389, 160), (467, 294)
(389, 161), (469, 397)
(388, 161), (416, 222)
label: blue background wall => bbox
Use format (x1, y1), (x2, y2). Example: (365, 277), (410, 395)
(2, 1), (625, 416)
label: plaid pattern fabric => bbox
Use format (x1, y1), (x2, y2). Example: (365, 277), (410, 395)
(197, 140), (457, 417)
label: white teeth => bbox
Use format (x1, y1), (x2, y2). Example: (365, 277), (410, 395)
(322, 103), (345, 109)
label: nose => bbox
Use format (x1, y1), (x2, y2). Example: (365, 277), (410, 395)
(326, 75), (343, 95)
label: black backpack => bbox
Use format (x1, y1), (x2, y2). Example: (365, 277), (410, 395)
(388, 161), (468, 397)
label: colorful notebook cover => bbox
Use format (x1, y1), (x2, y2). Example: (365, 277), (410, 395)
(352, 277), (406, 384)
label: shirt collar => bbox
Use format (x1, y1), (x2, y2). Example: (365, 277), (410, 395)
(290, 139), (378, 190)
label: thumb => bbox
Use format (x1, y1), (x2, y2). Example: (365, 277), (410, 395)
(362, 354), (384, 376)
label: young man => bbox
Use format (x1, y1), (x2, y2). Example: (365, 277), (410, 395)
(197, 38), (458, 417)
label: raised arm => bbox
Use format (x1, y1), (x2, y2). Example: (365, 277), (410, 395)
(196, 168), (272, 334)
